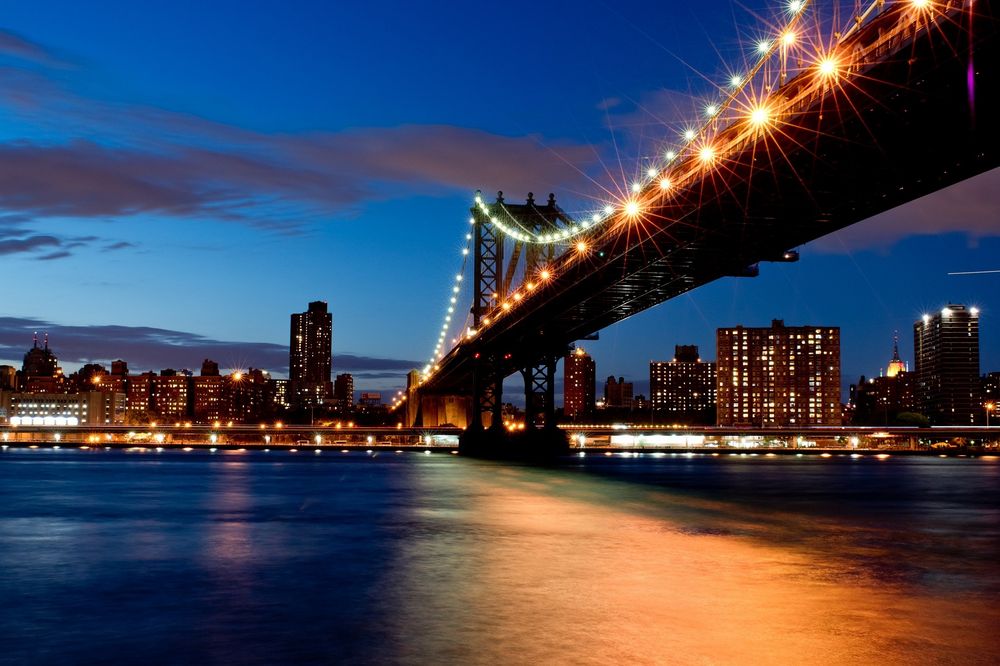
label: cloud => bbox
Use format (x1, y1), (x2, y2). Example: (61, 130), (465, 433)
(36, 250), (72, 261)
(813, 167), (1000, 252)
(0, 30), (66, 67)
(0, 235), (60, 255)
(0, 38), (599, 235)
(0, 316), (419, 377)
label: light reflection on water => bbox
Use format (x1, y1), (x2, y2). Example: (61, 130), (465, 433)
(0, 450), (997, 665)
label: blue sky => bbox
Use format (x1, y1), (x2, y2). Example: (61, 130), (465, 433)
(0, 0), (997, 395)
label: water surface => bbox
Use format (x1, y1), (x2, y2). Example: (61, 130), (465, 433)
(1, 449), (998, 664)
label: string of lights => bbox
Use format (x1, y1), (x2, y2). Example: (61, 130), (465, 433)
(422, 221), (474, 378)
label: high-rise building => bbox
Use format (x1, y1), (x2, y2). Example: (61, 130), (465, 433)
(151, 370), (192, 420)
(289, 301), (333, 407)
(604, 376), (634, 409)
(334, 373), (354, 408)
(563, 347), (595, 420)
(716, 320), (841, 427)
(193, 375), (225, 423)
(914, 305), (980, 425)
(650, 345), (717, 424)
(126, 372), (155, 420)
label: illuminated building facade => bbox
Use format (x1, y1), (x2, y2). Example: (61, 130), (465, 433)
(151, 371), (191, 421)
(914, 305), (980, 425)
(126, 372), (155, 419)
(563, 347), (595, 420)
(0, 391), (109, 426)
(289, 301), (333, 407)
(650, 345), (717, 424)
(717, 320), (841, 427)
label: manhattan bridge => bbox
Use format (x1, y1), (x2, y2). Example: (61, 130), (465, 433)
(393, 0), (999, 454)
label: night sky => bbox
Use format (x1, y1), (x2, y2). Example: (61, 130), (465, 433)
(0, 0), (997, 397)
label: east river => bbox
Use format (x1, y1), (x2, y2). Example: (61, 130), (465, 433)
(1, 449), (998, 665)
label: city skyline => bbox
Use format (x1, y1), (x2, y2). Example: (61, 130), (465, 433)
(0, 1), (997, 395)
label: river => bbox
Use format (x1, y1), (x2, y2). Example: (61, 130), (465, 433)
(1, 449), (998, 664)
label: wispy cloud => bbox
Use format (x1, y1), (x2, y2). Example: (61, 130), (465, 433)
(0, 29), (68, 67)
(0, 32), (597, 241)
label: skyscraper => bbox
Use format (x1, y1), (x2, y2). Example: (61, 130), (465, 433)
(716, 320), (841, 427)
(650, 345), (717, 424)
(563, 347), (595, 420)
(914, 305), (980, 425)
(289, 301), (333, 407)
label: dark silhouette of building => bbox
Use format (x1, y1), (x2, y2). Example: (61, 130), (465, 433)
(914, 305), (980, 425)
(850, 336), (919, 425)
(226, 368), (272, 423)
(200, 359), (220, 377)
(604, 376), (634, 409)
(717, 320), (841, 427)
(984, 371), (1000, 406)
(290, 301), (332, 407)
(563, 347), (595, 420)
(650, 345), (716, 424)
(333, 373), (354, 409)
(21, 333), (64, 393)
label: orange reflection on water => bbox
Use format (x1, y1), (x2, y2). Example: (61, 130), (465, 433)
(384, 461), (999, 665)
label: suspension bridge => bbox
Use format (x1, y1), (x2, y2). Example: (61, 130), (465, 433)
(394, 0), (999, 454)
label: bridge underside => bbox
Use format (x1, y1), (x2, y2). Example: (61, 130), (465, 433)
(417, 1), (1000, 439)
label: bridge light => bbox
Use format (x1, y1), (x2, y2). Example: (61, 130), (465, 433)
(603, 205), (614, 216)
(665, 150), (677, 161)
(624, 200), (641, 217)
(756, 39), (771, 54)
(698, 145), (716, 164)
(513, 292), (522, 301)
(631, 182), (641, 193)
(729, 74), (743, 87)
(501, 302), (512, 311)
(749, 105), (771, 127)
(646, 167), (658, 178)
(591, 213), (601, 223)
(818, 56), (839, 77)
(659, 177), (672, 190)
(704, 104), (719, 117)
(576, 241), (587, 253)
(782, 31), (796, 46)
(683, 129), (696, 141)
(911, 0), (930, 7)
(788, 0), (804, 13)
(540, 269), (551, 280)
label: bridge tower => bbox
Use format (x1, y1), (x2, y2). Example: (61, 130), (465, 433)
(468, 192), (566, 439)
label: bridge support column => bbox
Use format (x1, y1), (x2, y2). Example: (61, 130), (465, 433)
(521, 356), (557, 430)
(470, 353), (503, 431)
